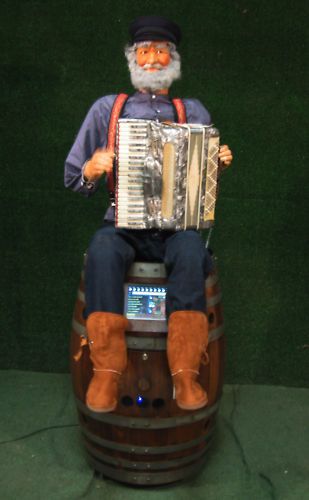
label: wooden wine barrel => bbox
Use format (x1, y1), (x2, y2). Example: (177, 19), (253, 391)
(70, 260), (224, 486)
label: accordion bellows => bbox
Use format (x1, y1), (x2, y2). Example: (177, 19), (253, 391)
(115, 119), (220, 230)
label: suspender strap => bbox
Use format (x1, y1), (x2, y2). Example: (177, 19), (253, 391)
(172, 97), (187, 124)
(106, 93), (129, 197)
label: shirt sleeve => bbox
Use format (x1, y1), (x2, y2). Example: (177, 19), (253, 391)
(183, 98), (212, 126)
(64, 95), (117, 196)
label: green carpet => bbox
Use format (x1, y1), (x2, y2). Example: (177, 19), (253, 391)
(0, 371), (308, 499)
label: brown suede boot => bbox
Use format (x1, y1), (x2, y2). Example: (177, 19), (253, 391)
(86, 312), (128, 413)
(167, 310), (209, 411)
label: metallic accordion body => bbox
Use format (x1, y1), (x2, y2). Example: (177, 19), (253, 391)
(115, 119), (220, 230)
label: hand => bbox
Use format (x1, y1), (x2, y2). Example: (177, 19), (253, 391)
(84, 149), (115, 180)
(218, 144), (233, 168)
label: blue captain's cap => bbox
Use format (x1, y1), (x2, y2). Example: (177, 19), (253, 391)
(129, 15), (182, 45)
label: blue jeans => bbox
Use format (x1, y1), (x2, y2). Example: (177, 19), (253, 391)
(85, 223), (213, 318)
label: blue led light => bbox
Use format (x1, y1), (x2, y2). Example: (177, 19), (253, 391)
(136, 395), (144, 405)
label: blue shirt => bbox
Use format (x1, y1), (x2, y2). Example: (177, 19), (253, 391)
(64, 91), (212, 218)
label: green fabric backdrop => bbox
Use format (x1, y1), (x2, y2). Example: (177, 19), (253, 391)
(1, 0), (308, 386)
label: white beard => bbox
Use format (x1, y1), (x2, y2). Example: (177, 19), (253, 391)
(125, 44), (181, 93)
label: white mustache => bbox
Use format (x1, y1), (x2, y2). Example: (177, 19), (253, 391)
(142, 63), (164, 70)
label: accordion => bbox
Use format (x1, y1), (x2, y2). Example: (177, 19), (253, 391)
(115, 119), (220, 230)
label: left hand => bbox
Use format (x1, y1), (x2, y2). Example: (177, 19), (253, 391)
(218, 144), (233, 168)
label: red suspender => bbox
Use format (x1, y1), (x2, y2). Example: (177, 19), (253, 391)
(106, 93), (129, 197)
(172, 98), (187, 124)
(106, 94), (187, 199)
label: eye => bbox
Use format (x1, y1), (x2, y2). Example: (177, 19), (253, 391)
(157, 48), (169, 55)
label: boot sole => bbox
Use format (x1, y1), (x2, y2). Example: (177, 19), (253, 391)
(176, 398), (208, 411)
(86, 403), (117, 413)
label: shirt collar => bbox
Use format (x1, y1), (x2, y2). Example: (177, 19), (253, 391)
(132, 91), (171, 102)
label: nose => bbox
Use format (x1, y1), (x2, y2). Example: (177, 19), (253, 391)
(147, 50), (156, 64)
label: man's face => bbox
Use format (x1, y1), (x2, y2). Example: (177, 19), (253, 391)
(125, 40), (181, 92)
(136, 42), (171, 72)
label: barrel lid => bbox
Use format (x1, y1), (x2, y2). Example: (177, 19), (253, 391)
(127, 262), (167, 279)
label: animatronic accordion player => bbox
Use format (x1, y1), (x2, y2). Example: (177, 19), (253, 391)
(64, 15), (233, 414)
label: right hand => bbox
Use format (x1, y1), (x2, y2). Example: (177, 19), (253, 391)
(84, 149), (115, 180)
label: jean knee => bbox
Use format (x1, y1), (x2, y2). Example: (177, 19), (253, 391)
(165, 231), (212, 275)
(88, 230), (135, 267)
(166, 231), (203, 260)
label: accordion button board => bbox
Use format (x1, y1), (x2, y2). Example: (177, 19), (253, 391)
(115, 119), (220, 231)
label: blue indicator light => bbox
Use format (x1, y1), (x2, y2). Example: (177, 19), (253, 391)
(136, 395), (144, 405)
